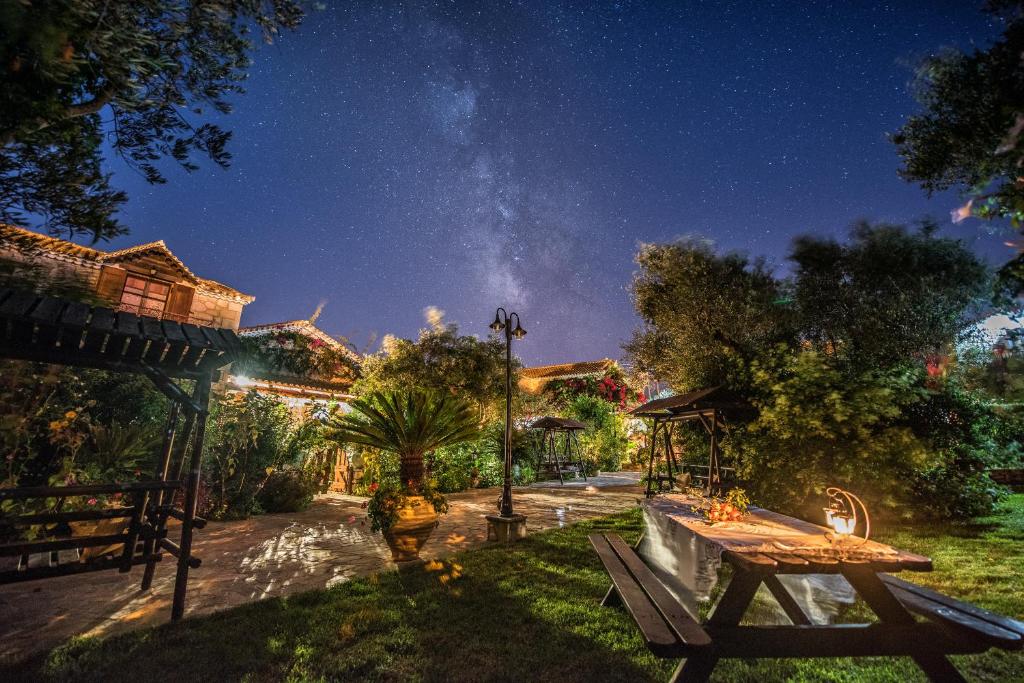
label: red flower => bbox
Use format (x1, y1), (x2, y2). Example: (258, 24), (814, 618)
(87, 498), (98, 506)
(368, 482), (379, 494)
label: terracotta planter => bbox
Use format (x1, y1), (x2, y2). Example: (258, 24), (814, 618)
(382, 495), (438, 562)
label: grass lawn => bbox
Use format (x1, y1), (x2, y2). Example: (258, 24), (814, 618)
(4, 495), (1023, 682)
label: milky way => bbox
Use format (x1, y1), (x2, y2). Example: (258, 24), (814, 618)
(99, 1), (1009, 364)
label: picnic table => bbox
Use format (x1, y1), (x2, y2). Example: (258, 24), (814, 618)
(591, 493), (1024, 682)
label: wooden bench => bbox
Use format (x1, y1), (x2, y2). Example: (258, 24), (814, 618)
(881, 574), (1024, 650)
(590, 533), (711, 665)
(592, 530), (1023, 682)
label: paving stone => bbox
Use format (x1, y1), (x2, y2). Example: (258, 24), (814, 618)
(0, 482), (640, 660)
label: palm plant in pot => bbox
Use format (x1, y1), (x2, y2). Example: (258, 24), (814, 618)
(330, 390), (481, 561)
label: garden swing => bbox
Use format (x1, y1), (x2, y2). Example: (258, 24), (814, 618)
(528, 416), (588, 484)
(630, 386), (748, 498)
(0, 287), (239, 620)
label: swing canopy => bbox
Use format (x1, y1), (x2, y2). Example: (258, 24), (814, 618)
(631, 386), (749, 496)
(629, 386), (748, 420)
(527, 416), (587, 431)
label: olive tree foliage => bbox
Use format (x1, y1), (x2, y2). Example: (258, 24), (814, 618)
(0, 0), (303, 241)
(355, 322), (514, 421)
(625, 237), (795, 391)
(892, 1), (1024, 285)
(791, 221), (989, 366)
(627, 224), (996, 518)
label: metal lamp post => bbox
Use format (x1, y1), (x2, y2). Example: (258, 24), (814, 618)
(489, 307), (525, 518)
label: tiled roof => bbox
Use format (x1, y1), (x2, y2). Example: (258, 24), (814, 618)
(239, 319), (361, 361)
(519, 358), (617, 380)
(0, 224), (253, 302)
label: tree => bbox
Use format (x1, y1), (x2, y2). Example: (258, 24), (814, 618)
(791, 221), (988, 366)
(626, 224), (999, 519)
(625, 238), (794, 391)
(329, 390), (482, 490)
(892, 2), (1024, 283)
(0, 0), (303, 241)
(356, 321), (513, 420)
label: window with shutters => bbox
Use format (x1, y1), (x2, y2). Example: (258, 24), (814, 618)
(118, 275), (171, 319)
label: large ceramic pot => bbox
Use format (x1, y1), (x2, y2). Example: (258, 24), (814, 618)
(382, 495), (439, 562)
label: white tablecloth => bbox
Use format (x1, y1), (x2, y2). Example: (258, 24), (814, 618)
(640, 500), (856, 624)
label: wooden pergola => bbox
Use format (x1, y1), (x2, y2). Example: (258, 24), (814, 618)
(0, 287), (240, 620)
(630, 386), (748, 498)
(528, 416), (588, 485)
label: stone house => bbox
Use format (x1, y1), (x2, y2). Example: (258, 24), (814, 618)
(0, 224), (253, 329)
(230, 317), (362, 493)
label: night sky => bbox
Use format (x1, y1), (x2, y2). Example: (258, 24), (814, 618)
(96, 1), (1010, 365)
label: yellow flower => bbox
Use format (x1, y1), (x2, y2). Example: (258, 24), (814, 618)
(64, 410), (77, 420)
(49, 420), (63, 431)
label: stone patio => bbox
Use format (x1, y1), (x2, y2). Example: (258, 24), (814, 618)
(0, 481), (642, 663)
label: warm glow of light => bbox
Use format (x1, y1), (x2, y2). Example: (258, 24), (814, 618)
(829, 514), (856, 536)
(824, 486), (870, 544)
(234, 375), (252, 387)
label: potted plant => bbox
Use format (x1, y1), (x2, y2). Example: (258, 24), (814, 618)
(331, 390), (481, 562)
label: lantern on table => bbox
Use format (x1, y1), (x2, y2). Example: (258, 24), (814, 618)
(823, 487), (870, 545)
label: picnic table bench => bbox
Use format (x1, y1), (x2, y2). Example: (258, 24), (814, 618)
(591, 494), (1024, 682)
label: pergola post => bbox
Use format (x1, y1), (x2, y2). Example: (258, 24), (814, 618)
(172, 372), (212, 620)
(140, 402), (180, 589)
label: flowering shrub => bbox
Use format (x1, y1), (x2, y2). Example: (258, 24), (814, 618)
(364, 478), (448, 532)
(238, 331), (360, 382)
(547, 373), (639, 410)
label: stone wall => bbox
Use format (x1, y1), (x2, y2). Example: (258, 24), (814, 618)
(190, 291), (244, 330)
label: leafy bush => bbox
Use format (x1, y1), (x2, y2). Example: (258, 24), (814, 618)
(203, 391), (331, 520)
(430, 443), (475, 493)
(731, 349), (929, 517)
(257, 468), (319, 513)
(472, 449), (504, 487)
(565, 395), (630, 474)
(0, 361), (167, 489)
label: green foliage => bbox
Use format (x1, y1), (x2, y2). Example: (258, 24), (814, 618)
(626, 237), (794, 389)
(0, 361), (166, 489)
(731, 348), (930, 517)
(791, 221), (988, 365)
(565, 395), (630, 474)
(0, 0), (302, 240)
(237, 332), (360, 383)
(893, 4), (1024, 289)
(330, 390), (482, 490)
(203, 391), (329, 520)
(364, 478), (449, 533)
(257, 468), (320, 514)
(80, 422), (161, 481)
(628, 224), (1000, 519)
(893, 8), (1024, 227)
(430, 442), (476, 493)
(356, 322), (512, 420)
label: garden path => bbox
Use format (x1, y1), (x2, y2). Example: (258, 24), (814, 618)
(0, 480), (641, 662)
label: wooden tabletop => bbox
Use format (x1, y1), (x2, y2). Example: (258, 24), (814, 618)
(643, 493), (932, 574)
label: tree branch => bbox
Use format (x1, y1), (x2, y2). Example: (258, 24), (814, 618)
(0, 84), (117, 147)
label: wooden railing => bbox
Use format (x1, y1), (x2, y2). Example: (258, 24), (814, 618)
(114, 302), (207, 326)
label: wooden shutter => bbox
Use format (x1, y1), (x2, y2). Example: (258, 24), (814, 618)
(165, 283), (195, 321)
(95, 266), (127, 304)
